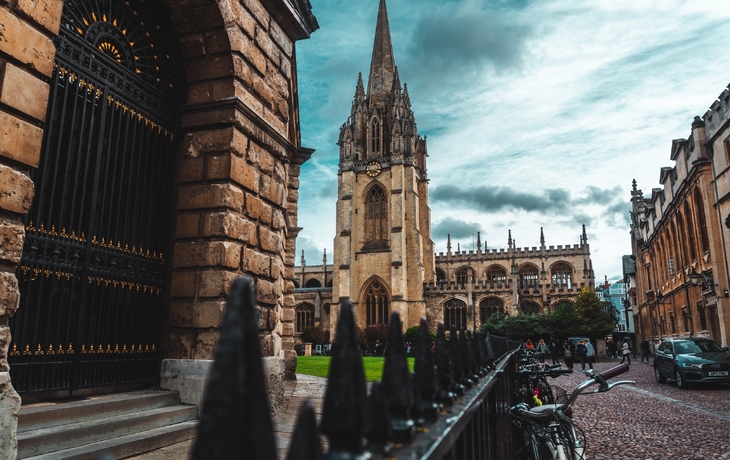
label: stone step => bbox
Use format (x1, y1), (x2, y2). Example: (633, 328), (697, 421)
(17, 405), (197, 458)
(19, 391), (181, 433)
(21, 420), (198, 460)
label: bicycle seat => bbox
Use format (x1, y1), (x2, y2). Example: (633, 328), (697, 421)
(522, 404), (573, 419)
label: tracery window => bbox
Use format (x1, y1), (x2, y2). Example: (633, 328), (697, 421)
(444, 298), (467, 331)
(480, 297), (504, 324)
(371, 119), (381, 157)
(295, 303), (315, 333)
(455, 267), (474, 288)
(551, 263), (572, 289)
(305, 278), (322, 288)
(520, 300), (541, 315)
(486, 266), (507, 287)
(366, 185), (388, 243)
(365, 280), (389, 326)
(520, 265), (539, 290)
(436, 269), (446, 284)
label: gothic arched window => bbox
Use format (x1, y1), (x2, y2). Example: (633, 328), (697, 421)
(480, 297), (504, 324)
(520, 300), (541, 315)
(365, 280), (389, 326)
(551, 263), (573, 289)
(444, 298), (467, 330)
(305, 278), (322, 288)
(295, 303), (315, 333)
(486, 266), (507, 287)
(436, 269), (446, 284)
(371, 119), (381, 157)
(684, 202), (697, 261)
(366, 185), (388, 243)
(695, 188), (709, 253)
(520, 265), (539, 290)
(455, 267), (474, 288)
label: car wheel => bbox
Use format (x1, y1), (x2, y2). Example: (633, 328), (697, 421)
(654, 365), (666, 383)
(675, 368), (687, 389)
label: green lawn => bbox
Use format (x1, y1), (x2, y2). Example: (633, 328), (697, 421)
(296, 356), (415, 382)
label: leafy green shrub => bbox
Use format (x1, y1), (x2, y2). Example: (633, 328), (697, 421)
(403, 325), (435, 344)
(301, 325), (326, 344)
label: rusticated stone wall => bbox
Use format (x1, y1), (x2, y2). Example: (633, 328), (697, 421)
(0, 0), (61, 455)
(162, 0), (317, 403)
(0, 0), (316, 454)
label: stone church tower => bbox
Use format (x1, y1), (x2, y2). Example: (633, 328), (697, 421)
(332, 0), (434, 331)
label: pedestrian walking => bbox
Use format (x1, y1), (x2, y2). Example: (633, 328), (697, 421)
(585, 340), (595, 370)
(606, 338), (616, 358)
(537, 339), (548, 362)
(640, 338), (650, 363)
(549, 334), (561, 365)
(576, 341), (588, 370)
(524, 339), (534, 350)
(562, 339), (575, 370)
(620, 339), (631, 365)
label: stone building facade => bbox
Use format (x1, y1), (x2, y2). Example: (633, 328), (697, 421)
(0, 0), (317, 456)
(630, 84), (730, 348)
(293, 0), (594, 340)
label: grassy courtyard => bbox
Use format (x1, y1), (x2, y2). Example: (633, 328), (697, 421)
(296, 356), (415, 382)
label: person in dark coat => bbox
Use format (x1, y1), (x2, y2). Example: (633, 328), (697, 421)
(548, 334), (560, 365)
(562, 339), (575, 370)
(576, 341), (588, 370)
(640, 338), (651, 362)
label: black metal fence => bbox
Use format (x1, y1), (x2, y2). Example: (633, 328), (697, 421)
(191, 276), (520, 460)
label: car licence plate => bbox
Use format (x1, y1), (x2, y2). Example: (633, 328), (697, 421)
(708, 371), (729, 377)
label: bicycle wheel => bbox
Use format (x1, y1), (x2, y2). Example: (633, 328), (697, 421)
(524, 427), (553, 460)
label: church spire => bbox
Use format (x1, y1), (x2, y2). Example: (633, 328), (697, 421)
(367, 0), (396, 103)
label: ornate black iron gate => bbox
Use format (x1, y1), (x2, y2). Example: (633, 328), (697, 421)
(8, 0), (182, 394)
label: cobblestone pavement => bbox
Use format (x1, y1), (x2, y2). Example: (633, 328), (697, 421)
(552, 358), (730, 460)
(131, 359), (730, 460)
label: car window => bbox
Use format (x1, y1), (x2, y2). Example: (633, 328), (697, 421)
(674, 341), (698, 354)
(692, 340), (723, 353)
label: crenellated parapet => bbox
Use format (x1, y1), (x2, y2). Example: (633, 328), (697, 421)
(703, 83), (730, 141)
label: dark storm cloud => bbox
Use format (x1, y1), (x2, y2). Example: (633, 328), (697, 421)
(431, 185), (570, 212)
(432, 216), (482, 240)
(406, 4), (532, 77)
(432, 184), (629, 229)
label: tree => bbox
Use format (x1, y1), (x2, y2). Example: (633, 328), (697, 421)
(547, 302), (580, 338)
(363, 324), (389, 345)
(403, 326), (435, 344)
(301, 325), (326, 344)
(574, 286), (618, 339)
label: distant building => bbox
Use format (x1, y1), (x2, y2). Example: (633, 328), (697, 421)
(630, 83), (730, 347)
(596, 277), (634, 334)
(294, 0), (595, 341)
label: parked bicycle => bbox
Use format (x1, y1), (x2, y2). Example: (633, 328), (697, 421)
(510, 364), (634, 460)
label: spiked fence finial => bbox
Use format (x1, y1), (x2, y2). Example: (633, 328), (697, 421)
(381, 311), (415, 444)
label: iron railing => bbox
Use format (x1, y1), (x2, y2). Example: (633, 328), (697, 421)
(191, 276), (520, 459)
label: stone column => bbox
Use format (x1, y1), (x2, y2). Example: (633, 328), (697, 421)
(0, 0), (62, 457)
(161, 0), (317, 415)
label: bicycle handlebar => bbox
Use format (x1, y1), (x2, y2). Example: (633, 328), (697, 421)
(597, 364), (629, 380)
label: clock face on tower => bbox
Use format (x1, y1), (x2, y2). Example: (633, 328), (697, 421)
(366, 161), (382, 177)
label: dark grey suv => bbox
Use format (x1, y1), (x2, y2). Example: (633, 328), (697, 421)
(654, 338), (730, 389)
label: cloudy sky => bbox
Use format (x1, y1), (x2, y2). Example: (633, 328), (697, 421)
(293, 0), (730, 281)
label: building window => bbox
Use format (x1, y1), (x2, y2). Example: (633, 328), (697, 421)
(366, 185), (388, 243)
(694, 188), (710, 253)
(724, 136), (730, 165)
(551, 263), (572, 289)
(295, 303), (315, 333)
(365, 280), (389, 326)
(486, 266), (507, 287)
(436, 269), (446, 285)
(684, 202), (697, 261)
(520, 265), (539, 290)
(455, 267), (474, 288)
(371, 119), (381, 157)
(480, 297), (504, 323)
(668, 258), (675, 277)
(305, 278), (322, 288)
(444, 298), (467, 330)
(520, 300), (541, 314)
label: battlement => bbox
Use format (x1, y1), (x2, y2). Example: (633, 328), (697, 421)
(434, 244), (586, 262)
(703, 83), (730, 140)
(423, 280), (585, 295)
